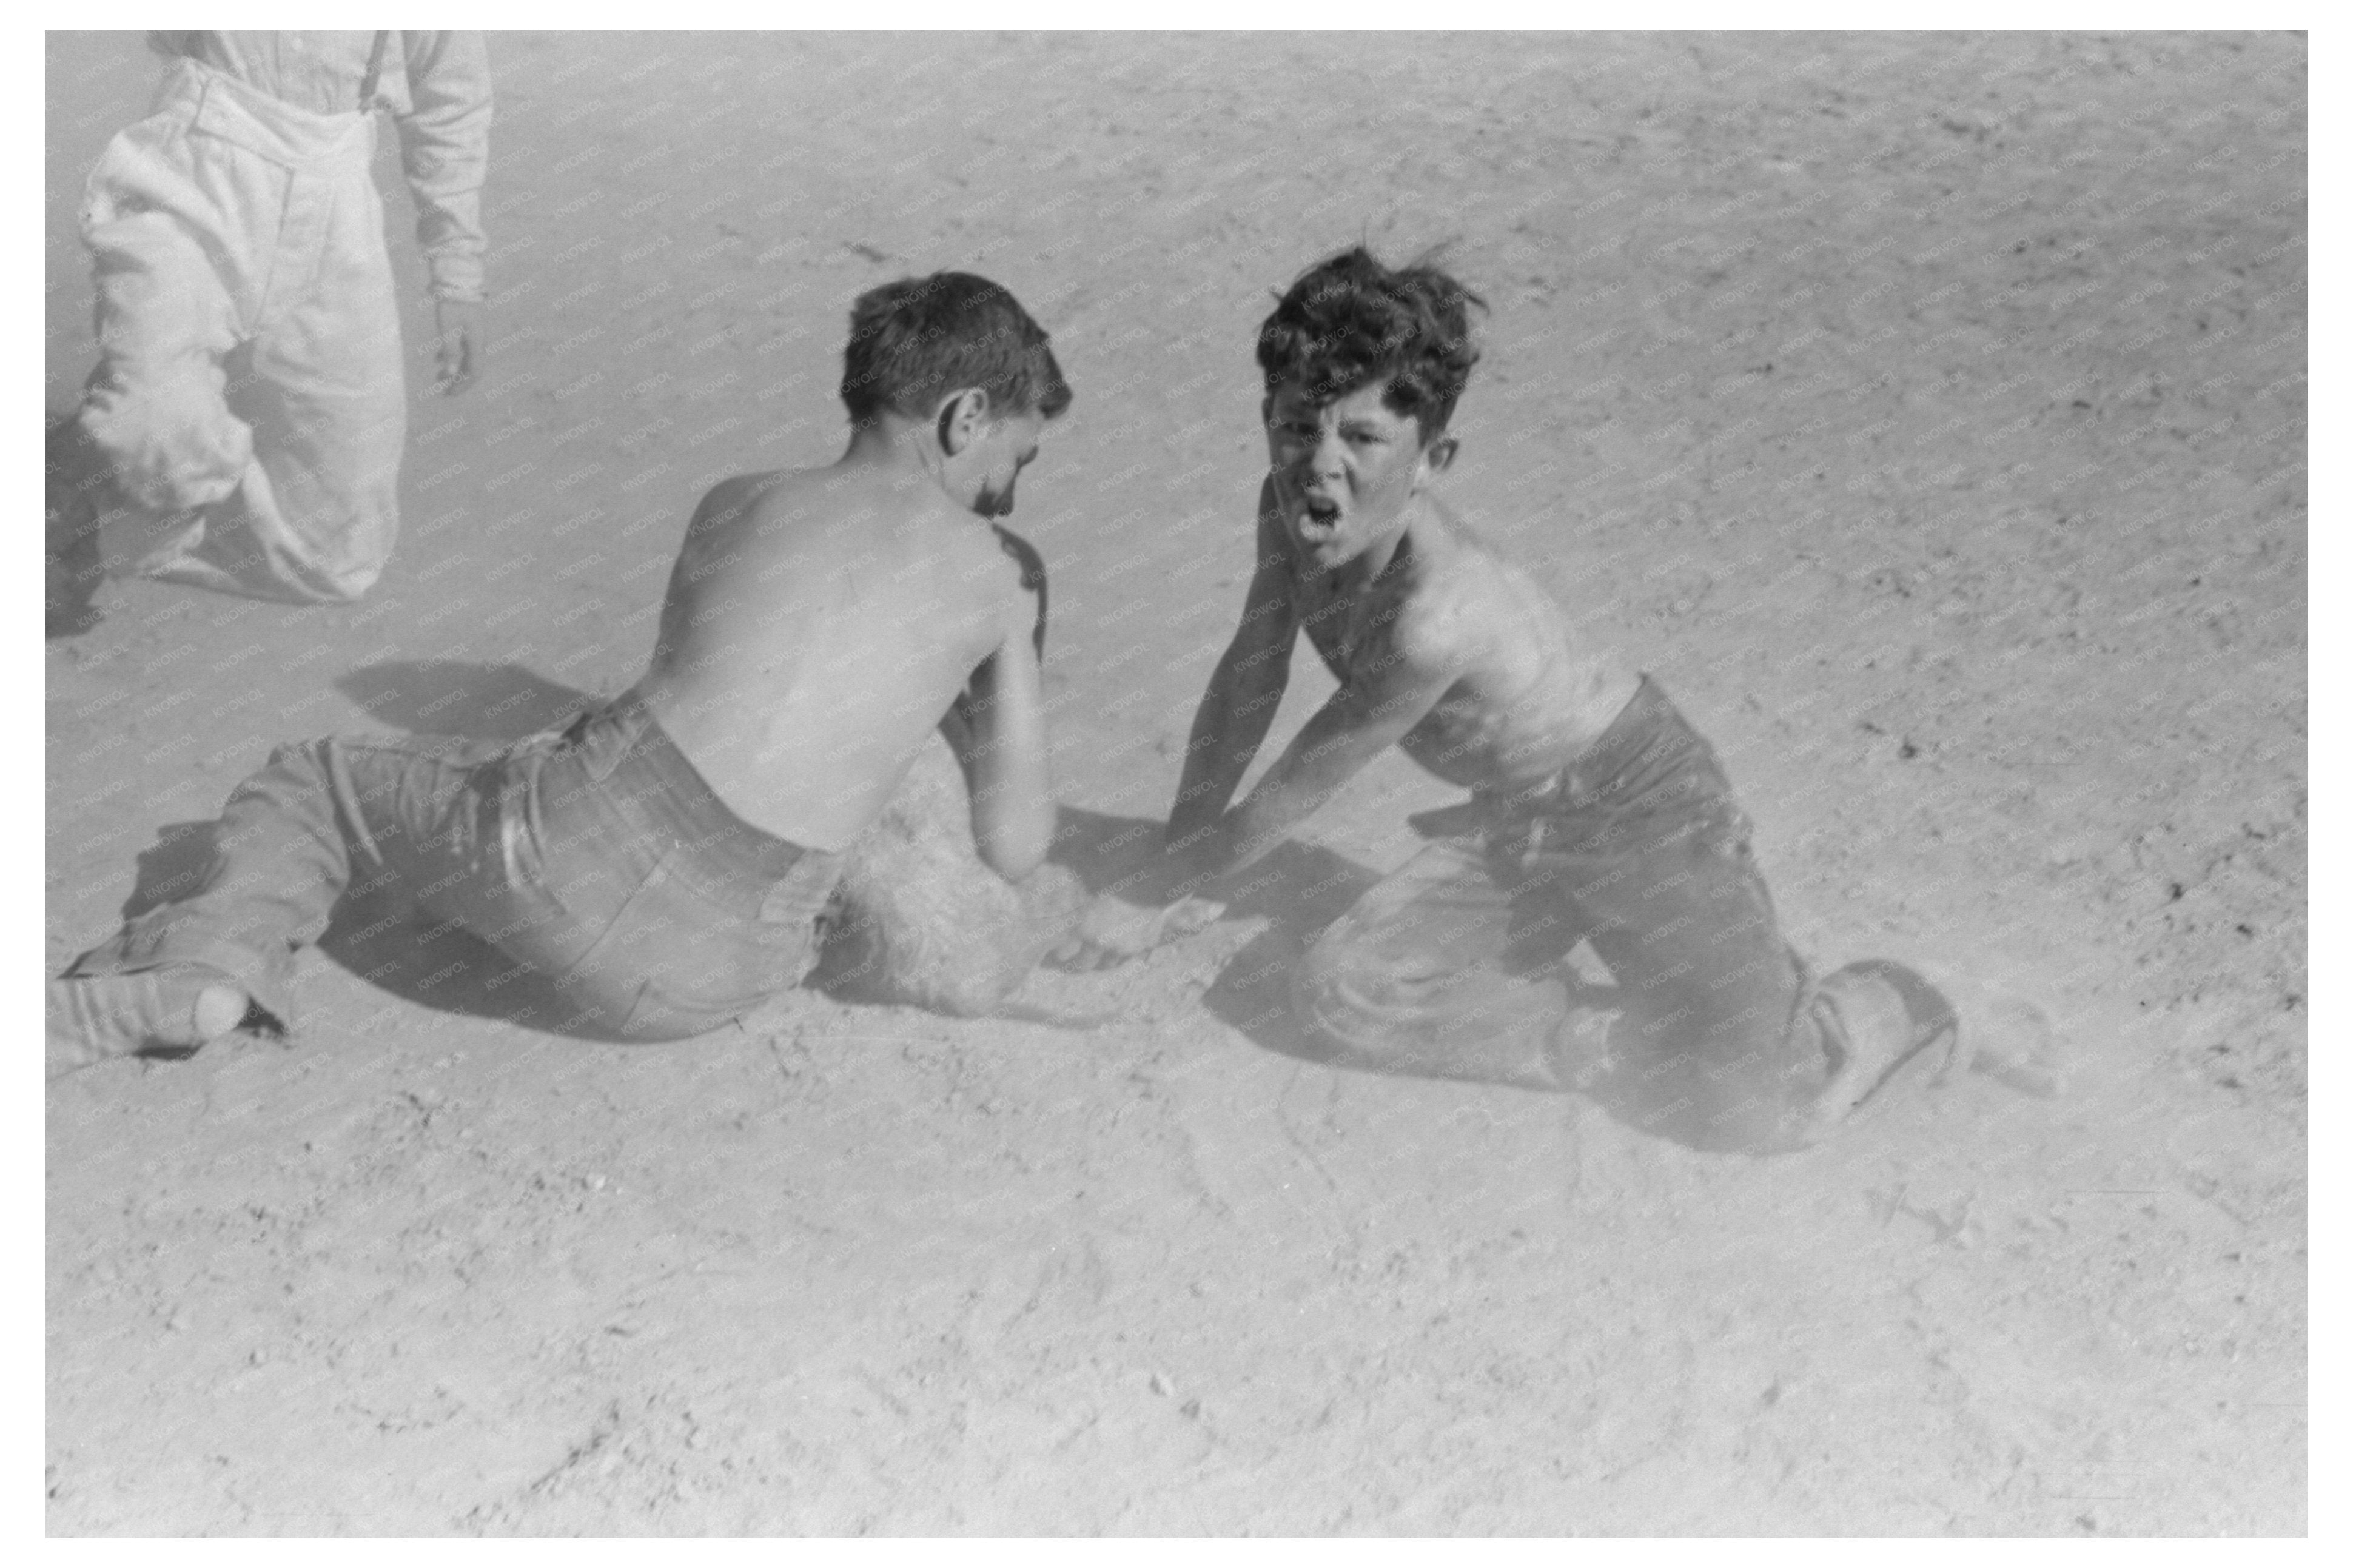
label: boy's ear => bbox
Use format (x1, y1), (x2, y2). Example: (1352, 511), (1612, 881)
(1421, 434), (1460, 477)
(938, 388), (991, 455)
(1260, 395), (1274, 426)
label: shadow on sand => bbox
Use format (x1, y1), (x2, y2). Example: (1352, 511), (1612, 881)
(120, 665), (1372, 1050)
(1047, 806), (1635, 1115)
(1043, 805), (1383, 1070)
(118, 664), (1605, 1070)
(332, 660), (597, 743)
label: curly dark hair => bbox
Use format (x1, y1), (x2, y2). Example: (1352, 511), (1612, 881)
(1255, 247), (1487, 441)
(841, 272), (1072, 427)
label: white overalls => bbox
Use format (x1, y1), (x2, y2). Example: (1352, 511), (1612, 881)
(75, 32), (491, 603)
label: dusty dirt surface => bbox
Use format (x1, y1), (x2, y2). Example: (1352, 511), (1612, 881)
(45, 32), (2304, 1535)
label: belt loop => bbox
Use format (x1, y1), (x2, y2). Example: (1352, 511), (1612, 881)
(607, 690), (653, 750)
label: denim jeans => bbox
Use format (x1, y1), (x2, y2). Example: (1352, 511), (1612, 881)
(66, 692), (844, 1042)
(1292, 677), (1897, 1153)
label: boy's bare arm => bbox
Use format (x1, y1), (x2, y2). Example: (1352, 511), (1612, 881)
(1209, 629), (1457, 877)
(942, 554), (1055, 880)
(1056, 596), (1454, 970)
(991, 522), (1049, 659)
(1167, 489), (1299, 859)
(1053, 497), (1291, 962)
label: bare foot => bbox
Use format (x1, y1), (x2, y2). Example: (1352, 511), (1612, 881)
(1827, 959), (2066, 1105)
(1912, 965), (2065, 1098)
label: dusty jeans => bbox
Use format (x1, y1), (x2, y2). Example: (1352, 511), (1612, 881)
(1292, 677), (1894, 1153)
(76, 58), (407, 603)
(65, 693), (844, 1043)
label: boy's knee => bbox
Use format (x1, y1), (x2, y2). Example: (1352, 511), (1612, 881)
(80, 390), (250, 514)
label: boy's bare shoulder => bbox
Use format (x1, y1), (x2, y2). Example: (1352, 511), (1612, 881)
(672, 471), (804, 554)
(688, 469), (767, 518)
(715, 467), (828, 525)
(863, 512), (1036, 652)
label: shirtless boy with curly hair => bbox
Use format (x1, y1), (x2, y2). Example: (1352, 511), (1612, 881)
(1086, 247), (2057, 1154)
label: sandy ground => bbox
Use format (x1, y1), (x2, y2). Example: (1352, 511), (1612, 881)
(44, 31), (2304, 1535)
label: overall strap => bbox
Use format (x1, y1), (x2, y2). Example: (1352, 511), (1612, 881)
(358, 30), (391, 108)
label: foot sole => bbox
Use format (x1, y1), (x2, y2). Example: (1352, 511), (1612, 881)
(46, 968), (251, 1081)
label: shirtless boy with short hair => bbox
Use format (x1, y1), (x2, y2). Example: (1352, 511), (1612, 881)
(1100, 247), (2055, 1155)
(48, 272), (1075, 1077)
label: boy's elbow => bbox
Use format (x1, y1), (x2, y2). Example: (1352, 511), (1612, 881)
(979, 824), (1050, 883)
(973, 795), (1055, 883)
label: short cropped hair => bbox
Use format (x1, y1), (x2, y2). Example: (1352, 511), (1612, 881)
(840, 272), (1072, 427)
(1255, 247), (1487, 442)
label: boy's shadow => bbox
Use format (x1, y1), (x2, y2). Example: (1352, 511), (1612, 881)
(1052, 808), (1634, 1108)
(123, 662), (630, 1040)
(122, 668), (1357, 1050)
(1047, 806), (1379, 1068)
(334, 658), (594, 742)
(119, 673), (1514, 1065)
(1197, 844), (1382, 1067)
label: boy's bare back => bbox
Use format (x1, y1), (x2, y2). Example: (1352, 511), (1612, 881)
(632, 464), (1041, 853)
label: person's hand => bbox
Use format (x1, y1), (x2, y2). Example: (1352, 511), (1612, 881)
(1048, 891), (1226, 971)
(432, 299), (486, 395)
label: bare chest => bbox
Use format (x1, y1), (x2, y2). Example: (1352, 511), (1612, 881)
(1295, 571), (1403, 682)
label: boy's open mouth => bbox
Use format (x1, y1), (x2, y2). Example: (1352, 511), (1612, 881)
(1300, 496), (1341, 529)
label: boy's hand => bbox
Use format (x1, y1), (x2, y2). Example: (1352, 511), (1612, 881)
(1048, 891), (1226, 971)
(1043, 819), (1233, 970)
(433, 300), (487, 395)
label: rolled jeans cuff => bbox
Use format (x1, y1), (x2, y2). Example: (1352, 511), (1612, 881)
(66, 911), (297, 1033)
